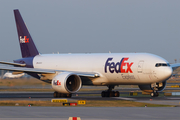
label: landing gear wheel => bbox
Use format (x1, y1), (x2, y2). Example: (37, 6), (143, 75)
(66, 94), (72, 98)
(114, 91), (120, 97)
(150, 92), (154, 97)
(54, 92), (58, 98)
(57, 93), (61, 98)
(53, 92), (72, 98)
(101, 91), (120, 97)
(101, 91), (105, 97)
(60, 93), (66, 97)
(101, 85), (120, 97)
(154, 92), (159, 97)
(109, 91), (114, 97)
(150, 92), (159, 97)
(104, 91), (108, 97)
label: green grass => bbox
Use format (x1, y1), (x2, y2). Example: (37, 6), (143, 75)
(0, 88), (54, 92)
(0, 100), (174, 107)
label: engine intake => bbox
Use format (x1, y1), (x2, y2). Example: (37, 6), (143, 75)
(52, 72), (82, 93)
(138, 81), (167, 93)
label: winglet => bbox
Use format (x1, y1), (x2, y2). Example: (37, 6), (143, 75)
(14, 9), (39, 58)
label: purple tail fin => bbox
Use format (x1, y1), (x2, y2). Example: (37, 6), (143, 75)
(14, 9), (39, 58)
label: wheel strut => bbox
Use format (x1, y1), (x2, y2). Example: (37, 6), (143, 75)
(150, 90), (159, 97)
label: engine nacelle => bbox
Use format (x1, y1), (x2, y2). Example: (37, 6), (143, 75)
(51, 72), (82, 94)
(138, 81), (167, 93)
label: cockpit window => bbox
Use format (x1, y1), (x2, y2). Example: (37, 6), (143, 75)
(155, 63), (170, 67)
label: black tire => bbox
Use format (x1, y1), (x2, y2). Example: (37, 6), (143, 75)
(155, 92), (159, 97)
(109, 91), (114, 97)
(151, 92), (159, 97)
(57, 93), (61, 98)
(114, 91), (119, 97)
(66, 94), (72, 98)
(101, 91), (105, 97)
(53, 92), (58, 98)
(61, 93), (67, 98)
(104, 91), (109, 97)
(150, 92), (154, 97)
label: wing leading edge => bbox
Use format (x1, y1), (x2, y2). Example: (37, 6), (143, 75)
(170, 63), (180, 71)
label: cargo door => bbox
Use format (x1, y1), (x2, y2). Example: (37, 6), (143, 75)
(138, 61), (144, 73)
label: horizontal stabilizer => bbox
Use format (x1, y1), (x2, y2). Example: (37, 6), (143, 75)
(0, 61), (26, 67)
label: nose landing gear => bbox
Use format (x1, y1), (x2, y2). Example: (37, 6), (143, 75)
(150, 91), (159, 97)
(150, 84), (159, 97)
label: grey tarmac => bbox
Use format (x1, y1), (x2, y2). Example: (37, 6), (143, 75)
(0, 107), (180, 120)
(0, 92), (180, 106)
(0, 92), (180, 120)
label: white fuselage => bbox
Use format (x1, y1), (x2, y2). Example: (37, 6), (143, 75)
(33, 53), (172, 85)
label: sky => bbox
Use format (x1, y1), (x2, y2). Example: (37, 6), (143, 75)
(0, 0), (180, 63)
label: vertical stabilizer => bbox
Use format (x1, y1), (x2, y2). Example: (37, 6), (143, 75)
(14, 9), (39, 58)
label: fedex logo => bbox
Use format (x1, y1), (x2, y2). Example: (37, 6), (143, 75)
(54, 80), (61, 86)
(105, 58), (133, 73)
(20, 36), (29, 43)
(56, 80), (61, 85)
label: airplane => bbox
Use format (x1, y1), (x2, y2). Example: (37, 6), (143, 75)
(3, 71), (25, 79)
(0, 9), (177, 98)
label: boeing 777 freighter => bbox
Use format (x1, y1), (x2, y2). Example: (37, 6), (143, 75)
(0, 9), (178, 98)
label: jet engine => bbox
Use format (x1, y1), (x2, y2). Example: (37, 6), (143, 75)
(138, 81), (167, 93)
(51, 72), (82, 94)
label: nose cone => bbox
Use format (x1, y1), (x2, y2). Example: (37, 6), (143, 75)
(163, 66), (173, 80)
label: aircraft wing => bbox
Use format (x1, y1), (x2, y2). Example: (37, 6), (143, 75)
(170, 63), (180, 70)
(170, 63), (180, 76)
(0, 66), (100, 78)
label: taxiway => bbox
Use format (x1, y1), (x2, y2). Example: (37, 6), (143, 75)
(0, 92), (180, 106)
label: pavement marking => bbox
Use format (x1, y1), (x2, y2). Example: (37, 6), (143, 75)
(167, 98), (180, 100)
(113, 97), (136, 101)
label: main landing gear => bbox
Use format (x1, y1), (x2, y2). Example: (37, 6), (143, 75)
(53, 91), (72, 98)
(101, 85), (120, 97)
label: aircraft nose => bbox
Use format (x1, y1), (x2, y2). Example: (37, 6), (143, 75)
(164, 66), (173, 79)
